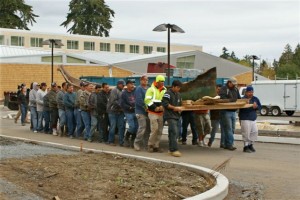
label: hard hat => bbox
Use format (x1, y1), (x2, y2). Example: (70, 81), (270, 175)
(156, 75), (165, 82)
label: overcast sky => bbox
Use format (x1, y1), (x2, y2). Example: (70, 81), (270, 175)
(26, 0), (299, 63)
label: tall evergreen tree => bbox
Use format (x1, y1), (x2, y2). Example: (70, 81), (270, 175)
(61, 0), (115, 37)
(0, 0), (38, 30)
(229, 51), (239, 62)
(292, 43), (300, 67)
(278, 44), (293, 66)
(220, 47), (230, 59)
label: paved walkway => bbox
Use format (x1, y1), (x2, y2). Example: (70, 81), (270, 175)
(1, 117), (300, 199)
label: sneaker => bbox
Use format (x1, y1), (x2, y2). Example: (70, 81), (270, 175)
(69, 135), (74, 139)
(21, 123), (25, 126)
(168, 150), (182, 157)
(198, 141), (207, 147)
(182, 141), (187, 145)
(177, 138), (182, 143)
(134, 143), (141, 151)
(87, 138), (92, 142)
(220, 144), (225, 149)
(153, 147), (164, 153)
(248, 144), (256, 152)
(33, 130), (37, 133)
(107, 142), (116, 146)
(192, 141), (199, 145)
(225, 146), (237, 151)
(243, 146), (252, 153)
(52, 128), (57, 136)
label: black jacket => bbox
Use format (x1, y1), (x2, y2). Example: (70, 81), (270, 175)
(98, 90), (110, 114)
(162, 89), (182, 120)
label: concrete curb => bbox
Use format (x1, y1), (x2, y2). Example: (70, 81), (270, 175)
(1, 134), (229, 200)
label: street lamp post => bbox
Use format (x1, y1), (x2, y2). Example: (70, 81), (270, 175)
(250, 55), (259, 82)
(153, 23), (184, 85)
(42, 39), (64, 83)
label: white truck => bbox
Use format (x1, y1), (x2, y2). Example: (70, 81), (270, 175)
(240, 80), (300, 116)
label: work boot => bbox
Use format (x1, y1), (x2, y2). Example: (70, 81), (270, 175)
(168, 151), (182, 157)
(248, 144), (256, 152)
(225, 146), (237, 151)
(123, 131), (131, 147)
(243, 146), (252, 153)
(148, 145), (154, 153)
(207, 141), (212, 147)
(153, 147), (164, 153)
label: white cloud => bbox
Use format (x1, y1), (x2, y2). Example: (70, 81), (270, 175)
(26, 0), (300, 61)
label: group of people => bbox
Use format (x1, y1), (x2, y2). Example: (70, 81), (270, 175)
(15, 75), (261, 157)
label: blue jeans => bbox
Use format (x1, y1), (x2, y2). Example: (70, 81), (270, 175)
(58, 109), (66, 128)
(91, 115), (98, 139)
(74, 109), (85, 137)
(30, 106), (38, 131)
(108, 113), (125, 145)
(181, 111), (198, 142)
(98, 113), (109, 142)
(125, 113), (138, 134)
(21, 104), (27, 124)
(167, 119), (180, 152)
(37, 111), (44, 131)
(66, 109), (75, 136)
(209, 119), (220, 144)
(81, 111), (91, 140)
(43, 110), (50, 133)
(220, 111), (236, 147)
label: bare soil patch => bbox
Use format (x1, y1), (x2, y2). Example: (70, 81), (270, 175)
(0, 152), (214, 200)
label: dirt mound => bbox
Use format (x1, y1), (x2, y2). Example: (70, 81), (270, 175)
(0, 153), (215, 200)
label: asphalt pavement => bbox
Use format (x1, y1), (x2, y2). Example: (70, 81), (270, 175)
(1, 115), (300, 200)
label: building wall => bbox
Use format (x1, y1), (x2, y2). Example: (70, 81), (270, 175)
(0, 63), (133, 100)
(234, 71), (253, 86)
(0, 28), (202, 54)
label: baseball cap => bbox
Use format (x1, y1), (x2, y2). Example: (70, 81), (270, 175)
(156, 75), (165, 82)
(246, 86), (253, 92)
(80, 81), (85, 87)
(227, 77), (237, 85)
(117, 79), (125, 85)
(126, 80), (135, 85)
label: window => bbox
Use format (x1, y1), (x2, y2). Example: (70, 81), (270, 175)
(11, 36), (24, 46)
(157, 47), (166, 53)
(130, 45), (139, 53)
(41, 56), (63, 63)
(84, 41), (95, 50)
(0, 35), (4, 45)
(176, 55), (195, 69)
(144, 46), (153, 54)
(115, 44), (125, 52)
(67, 40), (79, 49)
(67, 56), (85, 63)
(100, 42), (110, 51)
(30, 37), (43, 47)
